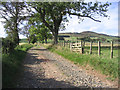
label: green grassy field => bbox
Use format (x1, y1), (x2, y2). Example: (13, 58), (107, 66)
(59, 31), (119, 41)
(19, 38), (28, 43)
(43, 43), (119, 81)
(2, 44), (33, 88)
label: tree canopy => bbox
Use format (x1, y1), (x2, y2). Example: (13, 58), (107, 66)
(0, 2), (29, 45)
(1, 1), (111, 46)
(28, 2), (111, 44)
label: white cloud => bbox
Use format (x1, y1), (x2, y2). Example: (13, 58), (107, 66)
(89, 27), (98, 31)
(84, 0), (120, 2)
(19, 34), (27, 39)
(0, 22), (7, 38)
(60, 2), (118, 36)
(0, 21), (27, 39)
(0, 2), (118, 38)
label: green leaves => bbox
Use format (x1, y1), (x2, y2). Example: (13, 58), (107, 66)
(27, 15), (52, 43)
(28, 2), (111, 44)
(1, 1), (111, 45)
(1, 2), (29, 45)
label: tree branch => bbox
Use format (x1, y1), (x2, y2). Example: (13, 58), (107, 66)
(37, 8), (54, 32)
(58, 14), (63, 27)
(1, 14), (9, 22)
(68, 12), (101, 22)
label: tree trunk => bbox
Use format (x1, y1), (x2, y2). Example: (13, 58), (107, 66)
(16, 32), (19, 45)
(45, 35), (47, 44)
(27, 36), (30, 44)
(14, 12), (19, 45)
(13, 30), (19, 45)
(28, 38), (30, 44)
(45, 38), (47, 44)
(53, 31), (58, 44)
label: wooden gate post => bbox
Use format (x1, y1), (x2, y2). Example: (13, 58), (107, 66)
(98, 41), (101, 56)
(111, 41), (113, 58)
(90, 41), (92, 54)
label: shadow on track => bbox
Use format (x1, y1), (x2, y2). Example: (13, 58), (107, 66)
(16, 47), (88, 88)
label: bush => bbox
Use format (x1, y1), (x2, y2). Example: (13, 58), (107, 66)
(2, 38), (16, 54)
(15, 44), (33, 51)
(29, 34), (37, 44)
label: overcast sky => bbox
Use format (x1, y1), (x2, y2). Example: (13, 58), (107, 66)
(0, 1), (119, 39)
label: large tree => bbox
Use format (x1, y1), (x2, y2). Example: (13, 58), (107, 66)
(32, 25), (52, 44)
(20, 22), (31, 43)
(28, 2), (111, 44)
(21, 14), (52, 44)
(0, 2), (30, 45)
(28, 15), (52, 43)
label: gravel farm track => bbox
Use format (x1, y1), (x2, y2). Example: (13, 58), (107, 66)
(16, 46), (118, 89)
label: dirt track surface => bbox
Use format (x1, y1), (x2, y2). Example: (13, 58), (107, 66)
(16, 46), (118, 88)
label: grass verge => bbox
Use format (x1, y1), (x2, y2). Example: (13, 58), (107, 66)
(2, 44), (34, 88)
(44, 44), (119, 81)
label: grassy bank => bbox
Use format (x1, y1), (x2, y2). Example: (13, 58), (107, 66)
(2, 44), (34, 88)
(44, 44), (119, 80)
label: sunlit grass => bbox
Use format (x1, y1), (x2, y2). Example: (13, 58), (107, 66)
(44, 44), (119, 80)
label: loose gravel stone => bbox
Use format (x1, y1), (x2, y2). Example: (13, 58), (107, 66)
(16, 46), (118, 88)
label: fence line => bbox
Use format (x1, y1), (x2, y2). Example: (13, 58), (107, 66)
(58, 40), (116, 59)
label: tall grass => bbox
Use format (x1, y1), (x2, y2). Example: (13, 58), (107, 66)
(46, 44), (119, 80)
(2, 44), (33, 88)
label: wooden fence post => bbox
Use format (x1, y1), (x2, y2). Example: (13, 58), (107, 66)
(77, 40), (78, 46)
(69, 42), (71, 48)
(81, 41), (84, 54)
(98, 41), (101, 56)
(90, 41), (92, 54)
(67, 41), (68, 48)
(70, 42), (72, 51)
(111, 41), (113, 58)
(63, 40), (65, 47)
(60, 41), (61, 46)
(83, 41), (85, 47)
(62, 41), (64, 46)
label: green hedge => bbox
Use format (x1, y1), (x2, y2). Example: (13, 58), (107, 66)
(2, 44), (33, 88)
